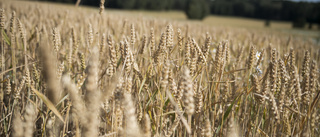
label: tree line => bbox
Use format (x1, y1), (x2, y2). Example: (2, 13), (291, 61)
(38, 0), (320, 28)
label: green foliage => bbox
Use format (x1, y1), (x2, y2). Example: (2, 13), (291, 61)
(146, 0), (168, 10)
(117, 0), (136, 9)
(210, 1), (234, 16)
(185, 0), (209, 20)
(165, 0), (175, 10)
(173, 0), (187, 10)
(37, 0), (320, 25)
(293, 17), (306, 28)
(135, 0), (149, 9)
(265, 20), (270, 27)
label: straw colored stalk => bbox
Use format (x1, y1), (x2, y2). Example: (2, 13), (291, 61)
(82, 47), (100, 137)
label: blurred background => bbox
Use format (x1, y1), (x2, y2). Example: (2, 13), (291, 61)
(32, 0), (320, 30)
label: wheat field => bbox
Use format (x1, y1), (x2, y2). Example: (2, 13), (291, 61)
(0, 0), (320, 137)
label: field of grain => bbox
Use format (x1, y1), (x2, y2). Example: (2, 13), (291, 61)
(0, 0), (320, 137)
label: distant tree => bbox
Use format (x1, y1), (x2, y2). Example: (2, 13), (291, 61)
(185, 0), (210, 20)
(135, 0), (148, 9)
(81, 0), (100, 6)
(233, 1), (245, 16)
(305, 3), (320, 29)
(291, 2), (308, 28)
(117, 0), (136, 9)
(35, 0), (320, 27)
(146, 0), (167, 10)
(293, 17), (306, 28)
(106, 0), (119, 8)
(173, 0), (187, 10)
(265, 19), (270, 27)
(211, 1), (232, 15)
(317, 3), (320, 30)
(165, 0), (175, 10)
